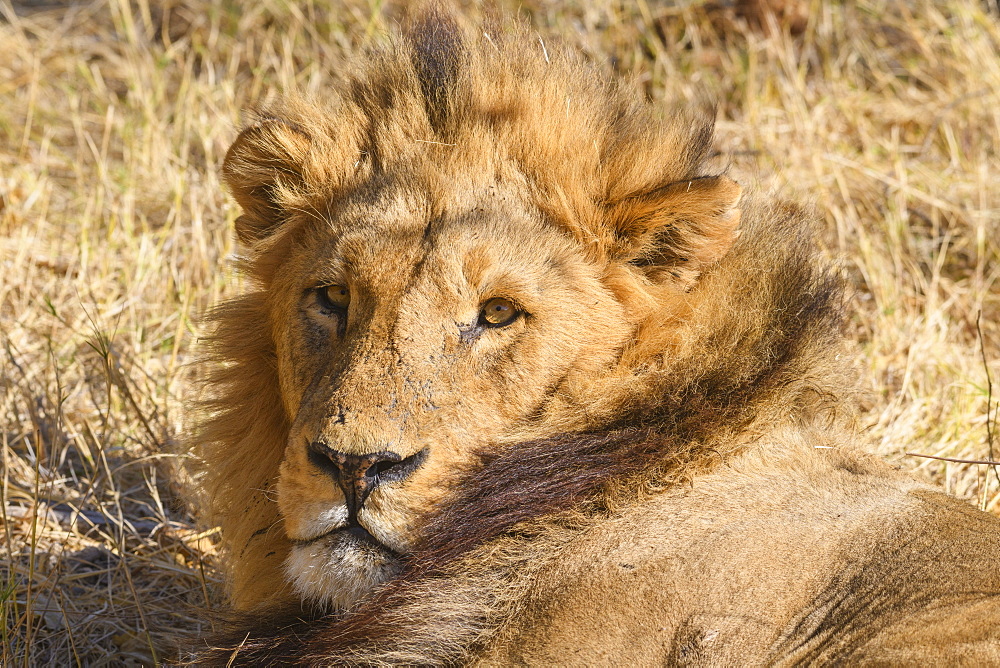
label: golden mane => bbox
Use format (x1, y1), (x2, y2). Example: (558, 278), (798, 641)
(193, 9), (760, 607)
(190, 11), (860, 662)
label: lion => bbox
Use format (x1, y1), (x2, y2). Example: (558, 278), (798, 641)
(189, 8), (1000, 665)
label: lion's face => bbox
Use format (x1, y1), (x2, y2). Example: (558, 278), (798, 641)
(216, 52), (741, 607)
(269, 180), (634, 608)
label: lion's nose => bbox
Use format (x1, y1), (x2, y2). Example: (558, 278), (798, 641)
(307, 442), (426, 516)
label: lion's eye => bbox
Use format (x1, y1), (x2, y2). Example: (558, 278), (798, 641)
(479, 297), (519, 327)
(316, 285), (350, 311)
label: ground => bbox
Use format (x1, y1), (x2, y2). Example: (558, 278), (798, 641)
(1, 0), (998, 663)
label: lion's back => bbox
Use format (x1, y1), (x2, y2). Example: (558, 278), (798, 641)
(484, 439), (1000, 665)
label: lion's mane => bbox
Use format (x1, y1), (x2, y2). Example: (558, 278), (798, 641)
(191, 9), (852, 665)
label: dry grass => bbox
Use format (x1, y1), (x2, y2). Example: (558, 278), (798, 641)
(1, 0), (998, 663)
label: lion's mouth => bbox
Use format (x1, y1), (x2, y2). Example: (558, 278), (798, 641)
(339, 525), (393, 551)
(294, 524), (397, 554)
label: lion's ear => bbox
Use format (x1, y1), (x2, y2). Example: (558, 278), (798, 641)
(222, 118), (312, 244)
(604, 175), (742, 287)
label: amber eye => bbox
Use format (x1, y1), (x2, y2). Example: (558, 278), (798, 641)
(480, 297), (519, 327)
(316, 284), (350, 311)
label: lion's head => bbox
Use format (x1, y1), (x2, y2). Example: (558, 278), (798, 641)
(195, 13), (819, 614)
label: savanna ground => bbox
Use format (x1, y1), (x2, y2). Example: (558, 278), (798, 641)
(1, 0), (999, 663)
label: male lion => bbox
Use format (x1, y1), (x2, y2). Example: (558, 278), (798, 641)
(191, 9), (1000, 665)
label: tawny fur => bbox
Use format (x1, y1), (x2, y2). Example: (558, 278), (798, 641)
(188, 8), (1000, 665)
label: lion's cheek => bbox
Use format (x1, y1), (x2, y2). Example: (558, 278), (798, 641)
(276, 459), (342, 540)
(360, 489), (436, 550)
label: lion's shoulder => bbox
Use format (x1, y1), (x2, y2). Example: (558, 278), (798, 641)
(491, 441), (1000, 664)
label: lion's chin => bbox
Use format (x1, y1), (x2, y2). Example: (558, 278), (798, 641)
(285, 529), (403, 610)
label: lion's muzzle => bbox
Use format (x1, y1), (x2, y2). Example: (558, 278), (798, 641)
(307, 441), (427, 520)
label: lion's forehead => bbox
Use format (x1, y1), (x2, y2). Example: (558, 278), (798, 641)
(294, 188), (579, 304)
